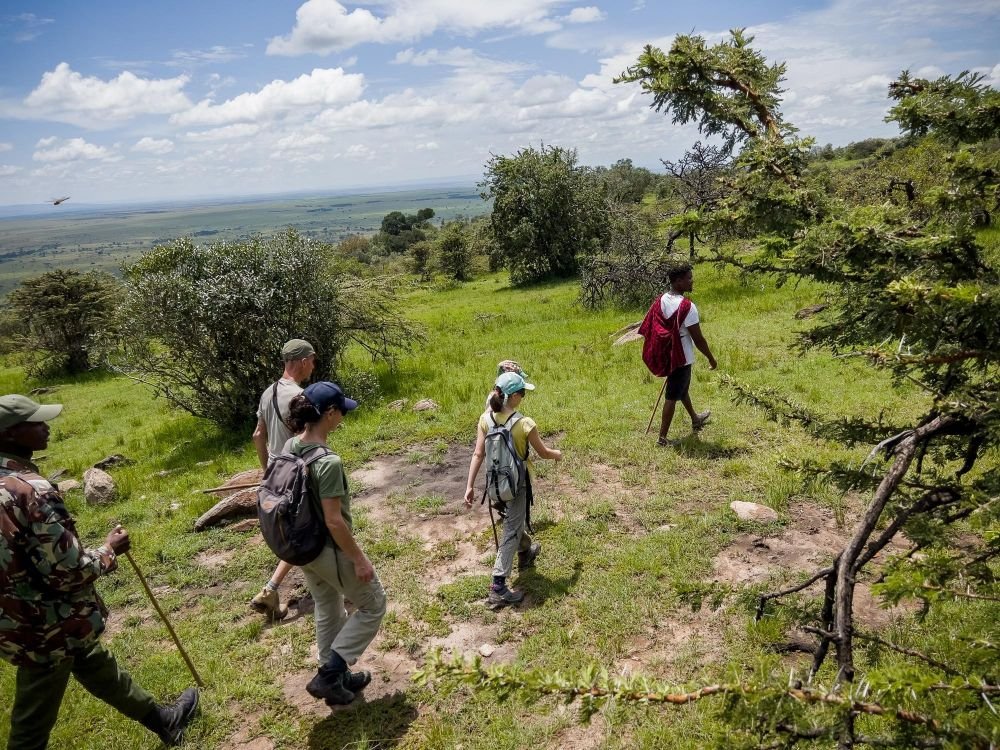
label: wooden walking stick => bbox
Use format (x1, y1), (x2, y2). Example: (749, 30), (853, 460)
(123, 550), (205, 687)
(645, 378), (668, 434)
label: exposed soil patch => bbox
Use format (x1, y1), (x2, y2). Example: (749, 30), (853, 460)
(427, 619), (518, 663)
(550, 713), (608, 750)
(194, 549), (235, 570)
(712, 502), (913, 628)
(219, 711), (272, 750)
(617, 606), (729, 682)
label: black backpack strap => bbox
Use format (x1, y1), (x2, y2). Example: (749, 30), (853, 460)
(271, 381), (282, 421)
(301, 445), (331, 466)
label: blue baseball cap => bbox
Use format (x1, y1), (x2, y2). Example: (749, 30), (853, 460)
(303, 381), (358, 414)
(495, 371), (535, 395)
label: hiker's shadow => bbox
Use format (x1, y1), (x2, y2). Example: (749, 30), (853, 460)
(674, 436), (747, 460)
(519, 561), (583, 610)
(307, 691), (418, 750)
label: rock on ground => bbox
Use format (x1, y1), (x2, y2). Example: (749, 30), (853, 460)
(83, 468), (118, 505)
(57, 479), (81, 494)
(412, 399), (440, 412)
(729, 501), (779, 523)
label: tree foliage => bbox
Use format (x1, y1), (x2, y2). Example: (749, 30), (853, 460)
(374, 208), (435, 254)
(481, 144), (608, 284)
(5, 269), (118, 376)
(660, 141), (734, 257)
(106, 229), (420, 427)
(434, 221), (473, 281)
(594, 158), (657, 204)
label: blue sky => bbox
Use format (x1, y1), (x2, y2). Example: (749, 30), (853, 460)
(0, 0), (997, 204)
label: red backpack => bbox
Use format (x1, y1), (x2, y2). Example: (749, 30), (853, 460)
(638, 295), (691, 377)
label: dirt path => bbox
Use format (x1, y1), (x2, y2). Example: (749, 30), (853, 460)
(214, 445), (914, 749)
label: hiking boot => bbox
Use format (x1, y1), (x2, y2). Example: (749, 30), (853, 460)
(487, 584), (525, 609)
(250, 586), (288, 620)
(344, 668), (372, 693)
(306, 653), (356, 706)
(692, 410), (711, 430)
(140, 688), (200, 746)
(518, 542), (541, 570)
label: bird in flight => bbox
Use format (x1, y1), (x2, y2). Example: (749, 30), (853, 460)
(50, 196), (70, 205)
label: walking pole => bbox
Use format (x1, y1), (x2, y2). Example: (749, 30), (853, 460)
(123, 549), (205, 687)
(645, 378), (668, 434)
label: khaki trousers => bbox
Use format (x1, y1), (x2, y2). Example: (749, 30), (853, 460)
(301, 545), (387, 665)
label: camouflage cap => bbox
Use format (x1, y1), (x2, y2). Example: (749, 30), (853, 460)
(0, 395), (63, 431)
(496, 360), (528, 380)
(281, 339), (315, 361)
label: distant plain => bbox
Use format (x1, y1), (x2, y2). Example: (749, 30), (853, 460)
(0, 186), (486, 296)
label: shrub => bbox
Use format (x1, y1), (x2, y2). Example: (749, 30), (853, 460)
(5, 269), (118, 376)
(434, 222), (472, 281)
(106, 229), (420, 427)
(481, 144), (608, 284)
(579, 206), (681, 309)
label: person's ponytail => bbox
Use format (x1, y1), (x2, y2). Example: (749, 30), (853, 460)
(488, 386), (505, 414)
(286, 393), (322, 433)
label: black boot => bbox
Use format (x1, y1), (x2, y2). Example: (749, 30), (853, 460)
(345, 667), (372, 692)
(305, 651), (355, 705)
(140, 688), (200, 746)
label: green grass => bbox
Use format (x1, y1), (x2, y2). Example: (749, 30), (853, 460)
(0, 261), (970, 750)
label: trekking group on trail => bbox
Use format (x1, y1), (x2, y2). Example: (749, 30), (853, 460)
(0, 263), (715, 748)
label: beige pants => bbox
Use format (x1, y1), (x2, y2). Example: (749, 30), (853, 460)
(301, 545), (386, 665)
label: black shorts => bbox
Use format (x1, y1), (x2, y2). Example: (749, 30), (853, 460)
(665, 365), (692, 401)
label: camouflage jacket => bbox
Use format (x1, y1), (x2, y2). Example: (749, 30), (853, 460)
(0, 455), (116, 667)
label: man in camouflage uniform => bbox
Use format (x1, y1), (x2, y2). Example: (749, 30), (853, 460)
(0, 394), (199, 749)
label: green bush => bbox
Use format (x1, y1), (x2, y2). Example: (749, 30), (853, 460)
(481, 144), (608, 284)
(106, 229), (419, 426)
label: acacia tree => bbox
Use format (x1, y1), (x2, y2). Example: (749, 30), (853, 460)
(6, 269), (118, 375)
(660, 141), (733, 257)
(481, 144), (608, 284)
(422, 31), (1000, 749)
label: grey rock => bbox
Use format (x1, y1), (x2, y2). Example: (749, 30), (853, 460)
(386, 399), (408, 411)
(57, 479), (81, 493)
(83, 468), (118, 505)
(412, 398), (440, 412)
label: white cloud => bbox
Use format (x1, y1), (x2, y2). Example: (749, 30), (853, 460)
(132, 137), (175, 155)
(267, 0), (566, 55)
(276, 132), (331, 150)
(23, 63), (191, 127)
(344, 143), (374, 159)
(185, 123), (261, 141)
(566, 6), (605, 23)
(9, 12), (53, 43)
(171, 67), (364, 126)
(32, 137), (114, 162)
(0, 165), (22, 176)
(416, 141), (439, 150)
(167, 45), (251, 68)
(392, 46), (529, 74)
(0, 142), (12, 152)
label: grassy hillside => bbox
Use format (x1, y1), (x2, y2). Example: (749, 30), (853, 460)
(2, 264), (985, 750)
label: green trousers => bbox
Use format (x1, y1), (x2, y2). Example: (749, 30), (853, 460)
(7, 640), (157, 750)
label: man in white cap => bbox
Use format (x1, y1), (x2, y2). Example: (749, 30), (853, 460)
(0, 395), (199, 749)
(249, 338), (316, 619)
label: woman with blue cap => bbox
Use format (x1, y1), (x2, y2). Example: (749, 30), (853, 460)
(464, 370), (562, 608)
(283, 382), (386, 706)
